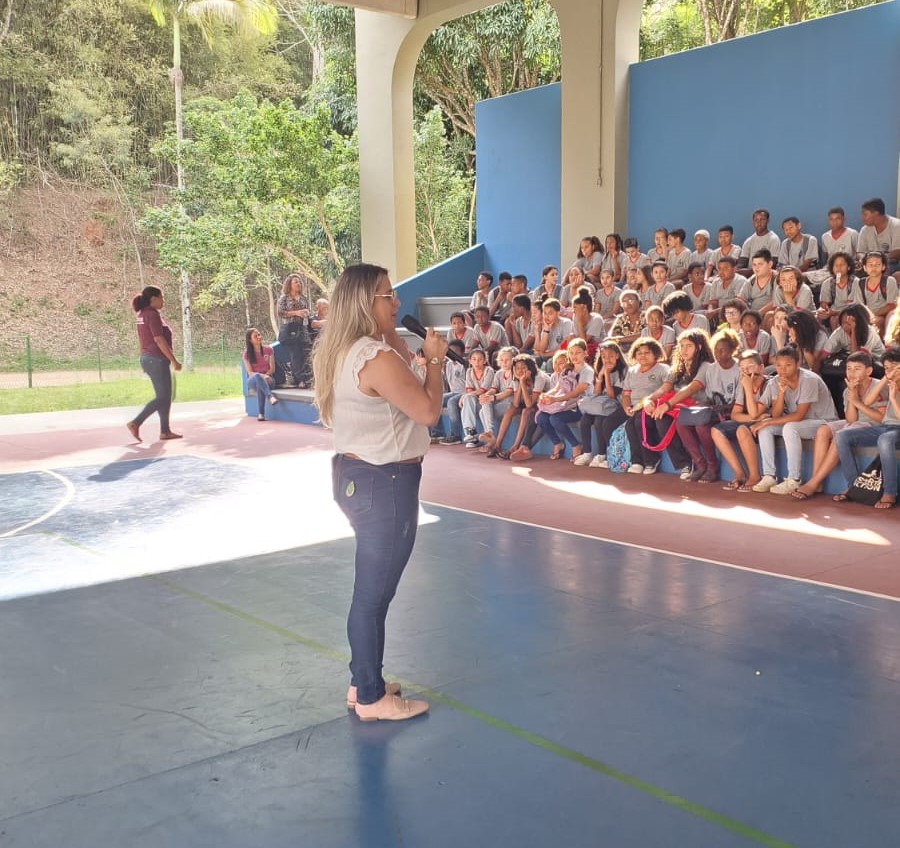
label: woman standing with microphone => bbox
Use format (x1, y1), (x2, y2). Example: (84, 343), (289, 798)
(313, 264), (447, 721)
(126, 285), (182, 443)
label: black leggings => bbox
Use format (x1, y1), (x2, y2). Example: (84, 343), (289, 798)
(134, 353), (172, 434)
(580, 406), (628, 454)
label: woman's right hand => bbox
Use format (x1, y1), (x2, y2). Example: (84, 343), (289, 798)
(173, 360), (183, 372)
(422, 328), (448, 362)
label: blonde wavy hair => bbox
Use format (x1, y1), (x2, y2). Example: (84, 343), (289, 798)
(312, 263), (388, 427)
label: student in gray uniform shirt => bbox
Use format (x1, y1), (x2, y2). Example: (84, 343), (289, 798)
(778, 217), (820, 272)
(772, 265), (815, 313)
(737, 345), (837, 495)
(738, 249), (778, 318)
(816, 251), (858, 329)
(739, 209), (782, 269)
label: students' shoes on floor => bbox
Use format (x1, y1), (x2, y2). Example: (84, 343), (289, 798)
(627, 463), (644, 474)
(642, 462), (660, 475)
(159, 431), (183, 440)
(752, 474), (778, 493)
(573, 452), (593, 466)
(257, 414), (265, 421)
(509, 447), (532, 461)
(464, 428), (479, 448)
(770, 477), (800, 495)
(589, 454), (608, 468)
(346, 681), (401, 709)
(679, 465), (693, 480)
(688, 462), (707, 482)
(439, 434), (462, 445)
(699, 467), (719, 484)
(355, 693), (429, 722)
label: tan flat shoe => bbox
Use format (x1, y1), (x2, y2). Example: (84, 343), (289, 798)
(346, 681), (401, 709)
(355, 693), (429, 722)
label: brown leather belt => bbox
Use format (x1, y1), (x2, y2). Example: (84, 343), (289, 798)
(342, 452), (423, 465)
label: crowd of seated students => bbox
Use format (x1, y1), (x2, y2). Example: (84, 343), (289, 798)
(431, 197), (900, 509)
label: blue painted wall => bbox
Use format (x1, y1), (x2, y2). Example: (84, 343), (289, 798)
(628, 1), (900, 249)
(395, 243), (485, 319)
(475, 84), (561, 287)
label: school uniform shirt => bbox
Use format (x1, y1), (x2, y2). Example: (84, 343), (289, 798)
(666, 361), (713, 403)
(560, 282), (596, 307)
(824, 326), (885, 358)
(645, 281), (675, 308)
(733, 376), (770, 409)
(667, 248), (691, 280)
(487, 287), (512, 322)
(740, 231), (782, 261)
(772, 283), (815, 312)
(777, 235), (820, 268)
(648, 248), (667, 264)
(844, 379), (888, 426)
(593, 286), (621, 318)
(490, 369), (517, 393)
(573, 363), (596, 397)
(649, 324), (676, 350)
(444, 360), (467, 394)
(600, 250), (623, 276)
(821, 228), (858, 259)
(818, 275), (858, 310)
(856, 275), (900, 314)
(446, 326), (478, 353)
(758, 370), (837, 421)
(575, 313), (607, 343)
(623, 362), (669, 404)
(469, 289), (491, 310)
(473, 322), (508, 350)
(543, 317), (575, 351)
(709, 245), (743, 268)
(575, 252), (603, 277)
(738, 329), (775, 360)
(685, 281), (713, 311)
(690, 249), (713, 271)
(857, 216), (900, 258)
(709, 276), (744, 305)
(530, 285), (562, 303)
(738, 275), (777, 312)
(620, 253), (651, 277)
(672, 313), (710, 337)
(704, 362), (740, 407)
(465, 365), (495, 393)
(513, 315), (532, 347)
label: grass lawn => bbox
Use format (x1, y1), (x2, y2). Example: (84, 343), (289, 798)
(0, 371), (242, 415)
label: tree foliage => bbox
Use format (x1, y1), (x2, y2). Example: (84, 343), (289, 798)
(140, 92), (359, 333)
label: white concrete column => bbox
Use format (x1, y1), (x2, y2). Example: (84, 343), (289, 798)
(355, 10), (418, 280)
(553, 0), (642, 260)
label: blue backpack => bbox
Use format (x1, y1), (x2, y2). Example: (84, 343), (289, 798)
(606, 423), (631, 473)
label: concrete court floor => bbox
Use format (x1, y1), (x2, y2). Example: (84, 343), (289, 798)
(1, 400), (899, 848)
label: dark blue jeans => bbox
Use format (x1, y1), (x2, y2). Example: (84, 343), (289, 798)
(133, 353), (172, 434)
(332, 454), (422, 705)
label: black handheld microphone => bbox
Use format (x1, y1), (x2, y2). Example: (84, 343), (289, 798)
(400, 314), (467, 366)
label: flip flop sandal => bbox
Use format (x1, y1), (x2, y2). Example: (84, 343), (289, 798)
(722, 479), (746, 491)
(832, 492), (849, 502)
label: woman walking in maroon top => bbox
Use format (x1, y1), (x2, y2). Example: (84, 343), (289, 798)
(126, 286), (182, 442)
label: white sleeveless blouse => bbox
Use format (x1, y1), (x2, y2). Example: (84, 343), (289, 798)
(331, 336), (430, 465)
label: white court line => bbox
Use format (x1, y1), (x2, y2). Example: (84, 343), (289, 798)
(421, 498), (900, 607)
(0, 469), (75, 539)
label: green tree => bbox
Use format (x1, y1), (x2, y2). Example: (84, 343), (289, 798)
(146, 0), (278, 368)
(140, 91), (359, 334)
(414, 108), (471, 271)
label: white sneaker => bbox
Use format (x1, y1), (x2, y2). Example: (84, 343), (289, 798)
(679, 466), (693, 481)
(590, 455), (608, 468)
(573, 453), (593, 467)
(627, 463), (644, 474)
(770, 478), (800, 495)
(643, 462), (660, 475)
(751, 474), (778, 493)
(269, 395), (279, 405)
(465, 440), (479, 449)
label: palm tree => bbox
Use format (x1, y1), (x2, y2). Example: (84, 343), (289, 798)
(148, 0), (278, 368)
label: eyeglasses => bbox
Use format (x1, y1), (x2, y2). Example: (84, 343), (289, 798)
(374, 289), (395, 300)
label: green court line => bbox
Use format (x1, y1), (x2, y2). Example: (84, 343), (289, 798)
(147, 573), (801, 848)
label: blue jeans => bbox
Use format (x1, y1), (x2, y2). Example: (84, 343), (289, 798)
(246, 372), (273, 415)
(332, 454), (422, 705)
(835, 424), (900, 496)
(133, 354), (172, 434)
(442, 391), (462, 437)
(535, 409), (580, 446)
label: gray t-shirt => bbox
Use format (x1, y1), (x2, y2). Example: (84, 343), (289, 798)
(666, 360), (713, 402)
(845, 378), (888, 426)
(690, 249), (713, 271)
(465, 365), (495, 392)
(673, 313), (710, 337)
(575, 252), (603, 276)
(772, 283), (815, 311)
(473, 322), (508, 349)
(709, 245), (743, 268)
(574, 363), (596, 397)
(824, 326), (885, 357)
(576, 313), (607, 343)
(857, 216), (900, 256)
(593, 286), (621, 318)
(818, 275), (858, 309)
(821, 228), (858, 259)
(758, 369), (837, 421)
(667, 248), (692, 280)
(778, 235), (820, 268)
(739, 328), (775, 359)
(710, 276), (745, 305)
(704, 362), (740, 407)
(446, 326), (477, 353)
(685, 281), (713, 310)
(620, 253), (651, 276)
(444, 361), (467, 394)
(856, 275), (900, 314)
(623, 362), (669, 404)
(741, 231), (782, 261)
(645, 281), (675, 308)
(738, 275), (777, 311)
(733, 375), (770, 409)
(544, 316), (575, 351)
